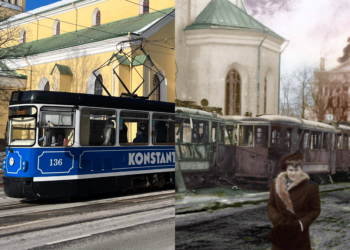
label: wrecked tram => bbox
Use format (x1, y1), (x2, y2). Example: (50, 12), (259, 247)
(176, 105), (349, 190)
(229, 115), (338, 186)
(175, 107), (238, 189)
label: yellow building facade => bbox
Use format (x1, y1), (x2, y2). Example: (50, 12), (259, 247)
(0, 0), (175, 145)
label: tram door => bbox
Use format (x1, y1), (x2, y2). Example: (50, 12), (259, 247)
(216, 123), (236, 175)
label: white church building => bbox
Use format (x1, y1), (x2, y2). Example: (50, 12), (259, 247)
(175, 0), (286, 116)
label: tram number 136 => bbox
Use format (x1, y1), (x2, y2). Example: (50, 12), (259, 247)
(50, 159), (63, 166)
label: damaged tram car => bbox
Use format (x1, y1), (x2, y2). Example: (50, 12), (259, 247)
(229, 115), (339, 186)
(176, 106), (350, 190)
(3, 91), (175, 199)
(175, 107), (238, 189)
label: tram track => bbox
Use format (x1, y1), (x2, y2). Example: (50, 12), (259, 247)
(0, 203), (174, 238)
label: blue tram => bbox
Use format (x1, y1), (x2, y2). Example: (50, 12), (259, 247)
(3, 91), (175, 199)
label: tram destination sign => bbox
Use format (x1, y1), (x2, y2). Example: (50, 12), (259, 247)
(9, 106), (36, 117)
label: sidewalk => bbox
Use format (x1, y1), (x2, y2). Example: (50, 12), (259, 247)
(175, 182), (350, 215)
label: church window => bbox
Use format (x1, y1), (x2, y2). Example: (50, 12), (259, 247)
(143, 0), (149, 14)
(96, 11), (101, 26)
(20, 29), (26, 44)
(56, 21), (60, 35)
(44, 82), (50, 91)
(225, 69), (241, 115)
(94, 75), (103, 95)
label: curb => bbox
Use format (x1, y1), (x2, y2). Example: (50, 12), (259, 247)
(175, 183), (350, 215)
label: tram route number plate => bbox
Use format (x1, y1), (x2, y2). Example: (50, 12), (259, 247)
(38, 152), (74, 174)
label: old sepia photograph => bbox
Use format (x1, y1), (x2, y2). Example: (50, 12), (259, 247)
(175, 0), (350, 249)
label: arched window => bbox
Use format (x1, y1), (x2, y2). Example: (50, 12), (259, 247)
(92, 8), (101, 26)
(53, 20), (60, 36)
(20, 29), (26, 44)
(44, 82), (50, 91)
(94, 74), (103, 95)
(56, 21), (60, 35)
(225, 69), (241, 115)
(96, 11), (101, 26)
(143, 0), (149, 14)
(151, 74), (160, 101)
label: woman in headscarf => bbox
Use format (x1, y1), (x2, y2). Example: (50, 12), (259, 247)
(267, 150), (321, 250)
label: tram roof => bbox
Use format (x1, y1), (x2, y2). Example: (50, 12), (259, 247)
(223, 115), (337, 131)
(338, 124), (350, 132)
(175, 107), (231, 122)
(9, 91), (174, 113)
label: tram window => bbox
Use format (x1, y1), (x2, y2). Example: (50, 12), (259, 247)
(271, 127), (281, 148)
(255, 126), (268, 148)
(8, 117), (36, 146)
(284, 128), (292, 150)
(181, 119), (192, 143)
(152, 113), (175, 145)
(239, 125), (254, 147)
(120, 111), (149, 145)
(337, 133), (343, 149)
(224, 125), (237, 145)
(80, 108), (116, 146)
(344, 134), (349, 150)
(310, 131), (321, 150)
(322, 132), (330, 150)
(303, 131), (310, 149)
(39, 107), (75, 147)
(197, 120), (209, 144)
(8, 106), (37, 146)
(175, 118), (181, 142)
(212, 122), (217, 142)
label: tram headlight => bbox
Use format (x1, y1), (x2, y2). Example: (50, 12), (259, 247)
(9, 157), (14, 166)
(22, 161), (28, 172)
(2, 160), (5, 170)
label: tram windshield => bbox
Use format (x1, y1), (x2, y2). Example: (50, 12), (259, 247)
(8, 106), (37, 146)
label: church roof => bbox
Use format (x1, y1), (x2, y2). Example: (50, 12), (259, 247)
(50, 64), (73, 76)
(2, 7), (174, 58)
(184, 0), (284, 40)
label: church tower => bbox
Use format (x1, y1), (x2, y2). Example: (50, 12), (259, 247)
(0, 0), (26, 21)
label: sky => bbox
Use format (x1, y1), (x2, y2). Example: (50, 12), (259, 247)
(243, 0), (350, 74)
(26, 0), (61, 12)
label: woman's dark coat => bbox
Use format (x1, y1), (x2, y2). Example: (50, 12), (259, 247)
(267, 172), (321, 250)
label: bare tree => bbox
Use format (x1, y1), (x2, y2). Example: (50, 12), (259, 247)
(0, 4), (29, 116)
(292, 64), (315, 119)
(310, 69), (328, 120)
(280, 74), (296, 116)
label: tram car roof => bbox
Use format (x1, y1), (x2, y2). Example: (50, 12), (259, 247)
(223, 114), (338, 132)
(338, 123), (350, 133)
(175, 107), (237, 123)
(9, 91), (174, 113)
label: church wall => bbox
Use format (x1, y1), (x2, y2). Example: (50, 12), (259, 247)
(260, 47), (281, 115)
(177, 28), (283, 117)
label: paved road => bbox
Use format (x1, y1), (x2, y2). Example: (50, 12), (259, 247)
(0, 188), (175, 250)
(176, 188), (350, 250)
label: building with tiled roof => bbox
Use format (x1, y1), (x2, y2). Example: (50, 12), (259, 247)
(0, 0), (175, 144)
